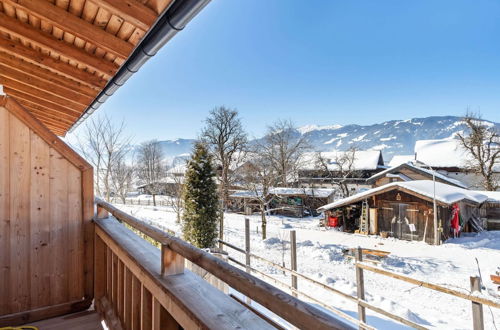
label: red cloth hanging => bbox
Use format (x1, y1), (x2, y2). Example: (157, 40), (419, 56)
(328, 216), (339, 227)
(450, 203), (460, 236)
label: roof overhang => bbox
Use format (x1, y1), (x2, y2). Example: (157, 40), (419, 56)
(0, 0), (209, 136)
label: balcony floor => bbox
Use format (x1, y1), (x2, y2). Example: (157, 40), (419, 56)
(25, 310), (103, 330)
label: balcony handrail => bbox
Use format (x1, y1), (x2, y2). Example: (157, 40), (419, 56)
(95, 198), (354, 330)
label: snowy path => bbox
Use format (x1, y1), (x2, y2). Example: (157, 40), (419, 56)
(115, 204), (500, 329)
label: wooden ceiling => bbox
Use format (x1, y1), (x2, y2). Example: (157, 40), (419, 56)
(0, 0), (174, 136)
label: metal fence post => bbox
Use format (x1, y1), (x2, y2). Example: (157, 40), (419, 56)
(290, 230), (298, 297)
(354, 247), (366, 326)
(470, 276), (484, 330)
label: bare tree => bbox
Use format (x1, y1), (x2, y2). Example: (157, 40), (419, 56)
(111, 154), (134, 204)
(315, 147), (359, 198)
(76, 115), (130, 201)
(259, 119), (309, 187)
(240, 154), (276, 239)
(201, 106), (247, 244)
(457, 112), (500, 191)
(165, 162), (186, 223)
(136, 140), (166, 206)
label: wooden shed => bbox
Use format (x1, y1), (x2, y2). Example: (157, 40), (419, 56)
(0, 96), (94, 322)
(318, 180), (488, 245)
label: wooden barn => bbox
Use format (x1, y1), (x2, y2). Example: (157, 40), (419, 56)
(0, 1), (350, 329)
(366, 162), (467, 189)
(318, 180), (489, 245)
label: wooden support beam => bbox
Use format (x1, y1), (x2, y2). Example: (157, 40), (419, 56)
(0, 63), (93, 106)
(16, 99), (79, 123)
(0, 51), (98, 97)
(160, 244), (184, 276)
(21, 106), (73, 127)
(0, 12), (118, 77)
(3, 87), (82, 119)
(0, 36), (106, 89)
(5, 0), (134, 59)
(87, 0), (158, 31)
(1, 78), (87, 113)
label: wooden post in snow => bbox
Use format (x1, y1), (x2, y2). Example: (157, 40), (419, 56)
(470, 276), (484, 330)
(354, 247), (366, 325)
(290, 230), (298, 297)
(245, 217), (251, 304)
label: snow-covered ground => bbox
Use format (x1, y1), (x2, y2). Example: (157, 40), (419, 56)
(114, 203), (500, 329)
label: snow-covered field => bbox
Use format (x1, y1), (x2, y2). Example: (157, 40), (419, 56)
(114, 203), (500, 329)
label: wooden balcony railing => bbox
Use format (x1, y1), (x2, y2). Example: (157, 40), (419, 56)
(94, 198), (354, 330)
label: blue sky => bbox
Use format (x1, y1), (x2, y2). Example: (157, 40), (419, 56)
(70, 0), (500, 143)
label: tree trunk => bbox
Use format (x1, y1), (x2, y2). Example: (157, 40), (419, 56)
(153, 194), (157, 207)
(261, 204), (267, 240)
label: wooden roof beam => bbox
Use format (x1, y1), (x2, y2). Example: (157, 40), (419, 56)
(1, 79), (86, 114)
(87, 0), (158, 31)
(0, 12), (118, 77)
(3, 87), (82, 118)
(0, 63), (94, 106)
(16, 99), (79, 123)
(0, 36), (106, 89)
(5, 0), (134, 59)
(0, 51), (98, 98)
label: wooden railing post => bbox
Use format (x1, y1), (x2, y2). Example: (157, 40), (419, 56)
(96, 204), (109, 220)
(161, 244), (184, 276)
(245, 217), (251, 304)
(290, 230), (298, 297)
(470, 276), (484, 330)
(354, 247), (366, 326)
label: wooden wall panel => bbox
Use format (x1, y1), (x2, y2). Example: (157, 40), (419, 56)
(0, 106), (11, 315)
(0, 101), (93, 324)
(29, 131), (51, 309)
(9, 113), (31, 313)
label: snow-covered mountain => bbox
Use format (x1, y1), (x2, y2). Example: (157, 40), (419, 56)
(143, 116), (499, 164)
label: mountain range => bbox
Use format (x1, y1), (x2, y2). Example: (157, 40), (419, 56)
(150, 116), (500, 164)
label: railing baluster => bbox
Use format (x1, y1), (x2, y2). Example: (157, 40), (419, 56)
(141, 285), (152, 330)
(94, 235), (106, 300)
(153, 297), (178, 329)
(131, 275), (141, 330)
(124, 268), (132, 327)
(117, 260), (124, 322)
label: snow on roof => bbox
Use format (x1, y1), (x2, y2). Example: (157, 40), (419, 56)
(367, 162), (468, 188)
(414, 138), (473, 168)
(318, 180), (489, 211)
(388, 155), (415, 167)
(230, 187), (335, 199)
(472, 190), (500, 203)
(300, 150), (384, 171)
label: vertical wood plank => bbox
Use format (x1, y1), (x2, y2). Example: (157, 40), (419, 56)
(131, 275), (141, 330)
(290, 230), (298, 298)
(152, 298), (178, 330)
(68, 164), (84, 301)
(470, 276), (484, 330)
(141, 285), (152, 330)
(112, 253), (118, 309)
(124, 268), (133, 328)
(354, 247), (366, 325)
(94, 235), (106, 300)
(9, 114), (31, 313)
(0, 106), (10, 315)
(118, 259), (125, 322)
(49, 148), (69, 305)
(106, 247), (113, 300)
(82, 167), (94, 301)
(29, 131), (51, 309)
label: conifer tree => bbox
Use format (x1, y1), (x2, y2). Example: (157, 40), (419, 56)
(182, 142), (220, 248)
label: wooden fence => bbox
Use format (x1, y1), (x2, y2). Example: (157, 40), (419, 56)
(95, 199), (353, 330)
(219, 218), (500, 330)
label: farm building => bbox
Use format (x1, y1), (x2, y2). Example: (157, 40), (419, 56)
(318, 180), (490, 245)
(414, 137), (500, 189)
(229, 187), (335, 217)
(298, 150), (386, 194)
(366, 162), (467, 188)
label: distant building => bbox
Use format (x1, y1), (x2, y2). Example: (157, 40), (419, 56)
(298, 150), (386, 195)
